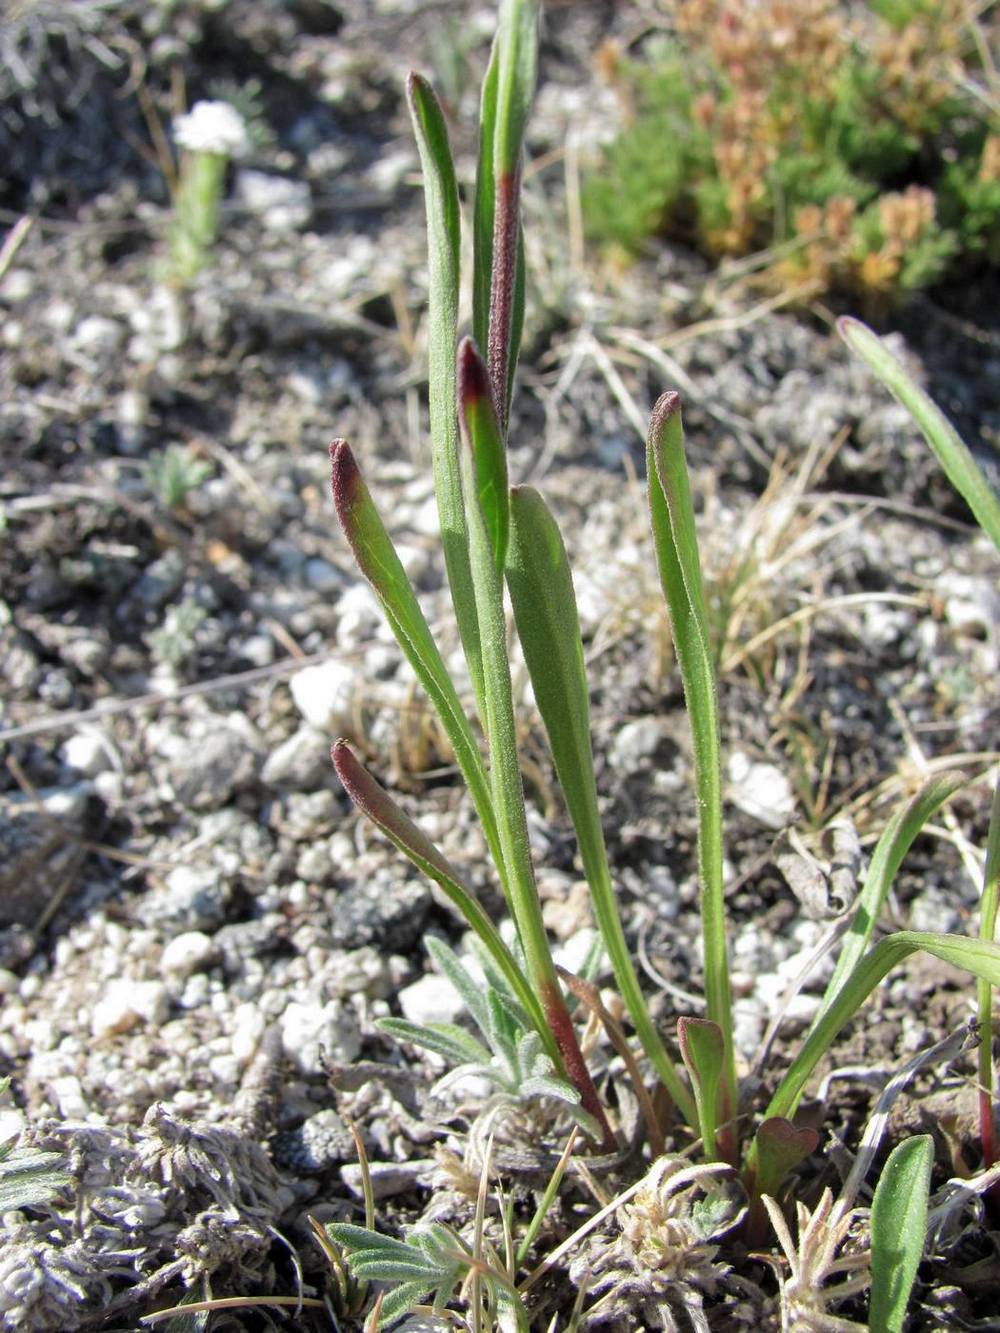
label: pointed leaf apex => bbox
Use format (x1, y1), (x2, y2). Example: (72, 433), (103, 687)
(458, 336), (491, 413)
(649, 390), (682, 437)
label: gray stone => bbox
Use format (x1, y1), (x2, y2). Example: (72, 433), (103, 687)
(166, 715), (262, 811)
(151, 865), (229, 931)
(279, 997), (361, 1074)
(273, 1108), (353, 1173)
(235, 169), (312, 230)
(261, 726), (332, 791)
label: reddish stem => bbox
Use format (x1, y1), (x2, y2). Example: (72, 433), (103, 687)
(540, 977), (616, 1152)
(487, 166), (520, 434)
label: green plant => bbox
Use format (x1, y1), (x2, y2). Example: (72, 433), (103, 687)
(582, 0), (998, 302)
(167, 99), (249, 284)
(0, 1078), (70, 1212)
(868, 1134), (934, 1333)
(327, 0), (1000, 1319)
(377, 935), (601, 1139)
(146, 596), (208, 669)
(144, 443), (213, 513)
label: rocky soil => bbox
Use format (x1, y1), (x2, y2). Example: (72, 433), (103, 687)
(1, 2), (998, 1329)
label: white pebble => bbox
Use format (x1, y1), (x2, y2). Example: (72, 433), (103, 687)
(399, 972), (465, 1028)
(160, 931), (217, 978)
(289, 659), (355, 730)
(727, 752), (796, 829)
(279, 998), (361, 1074)
(61, 731), (112, 776)
(231, 1002), (266, 1065)
(91, 979), (169, 1037)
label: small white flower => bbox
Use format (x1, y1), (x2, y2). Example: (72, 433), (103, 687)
(173, 101), (249, 158)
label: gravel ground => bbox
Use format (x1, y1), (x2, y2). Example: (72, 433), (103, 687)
(1, 2), (999, 1329)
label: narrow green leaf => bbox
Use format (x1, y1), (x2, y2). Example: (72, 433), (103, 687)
(407, 73), (486, 721)
(869, 1135), (934, 1333)
(507, 483), (695, 1122)
(648, 391), (736, 1154)
(838, 317), (1000, 553)
(977, 780), (1000, 1167)
(678, 1017), (726, 1161)
(378, 1281), (439, 1325)
(326, 1223), (412, 1257)
(458, 402), (612, 1145)
(493, 0), (538, 179)
(458, 337), (509, 572)
(376, 1018), (491, 1069)
(329, 442), (501, 878)
(473, 0), (537, 424)
(331, 740), (554, 1060)
(472, 40), (499, 362)
(425, 934), (494, 1041)
(762, 931), (1000, 1131)
(0, 1150), (71, 1211)
(817, 773), (967, 1028)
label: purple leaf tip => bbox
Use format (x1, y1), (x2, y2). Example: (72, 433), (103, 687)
(458, 336), (490, 410)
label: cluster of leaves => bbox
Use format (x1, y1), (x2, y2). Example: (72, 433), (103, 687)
(583, 0), (1000, 300)
(321, 0), (1000, 1326)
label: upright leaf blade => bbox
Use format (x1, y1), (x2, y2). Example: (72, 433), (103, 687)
(816, 773), (967, 1028)
(977, 779), (1000, 1168)
(329, 442), (504, 880)
(458, 404), (613, 1146)
(678, 1017), (726, 1161)
(869, 1135), (934, 1333)
(407, 73), (486, 722)
(332, 740), (554, 1058)
(761, 931), (1000, 1134)
(507, 483), (694, 1123)
(458, 338), (510, 573)
(838, 317), (1000, 553)
(473, 0), (538, 426)
(648, 391), (736, 1155)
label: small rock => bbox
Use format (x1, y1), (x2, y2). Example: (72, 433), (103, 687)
(166, 715), (262, 811)
(276, 789), (340, 839)
(399, 971), (465, 1028)
(303, 558), (345, 593)
(61, 732), (112, 777)
(274, 1107), (354, 1173)
(280, 998), (361, 1075)
(133, 549), (186, 608)
(289, 659), (355, 730)
(727, 752), (795, 829)
(92, 979), (169, 1037)
(235, 169), (312, 230)
(231, 1003), (267, 1065)
(261, 725), (332, 790)
(70, 314), (124, 363)
(152, 865), (229, 931)
(341, 1158), (435, 1199)
(610, 718), (667, 769)
(160, 931), (217, 978)
(327, 874), (430, 952)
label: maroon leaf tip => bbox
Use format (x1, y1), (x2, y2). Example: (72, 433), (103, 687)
(458, 336), (490, 411)
(331, 738), (361, 797)
(329, 438), (361, 518)
(649, 390), (682, 439)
